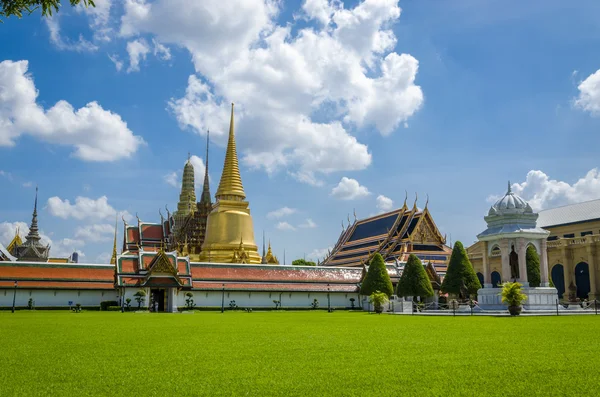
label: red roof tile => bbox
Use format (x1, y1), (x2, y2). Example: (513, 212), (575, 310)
(192, 281), (358, 292)
(191, 265), (362, 284)
(141, 224), (163, 240)
(0, 265), (114, 281)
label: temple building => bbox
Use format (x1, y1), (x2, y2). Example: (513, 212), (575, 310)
(467, 183), (600, 307)
(321, 196), (451, 277)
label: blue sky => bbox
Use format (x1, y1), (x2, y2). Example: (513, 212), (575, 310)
(1, 0), (600, 263)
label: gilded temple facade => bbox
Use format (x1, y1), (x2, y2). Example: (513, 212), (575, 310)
(322, 197), (451, 277)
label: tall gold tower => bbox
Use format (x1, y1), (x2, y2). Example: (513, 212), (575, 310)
(200, 103), (261, 264)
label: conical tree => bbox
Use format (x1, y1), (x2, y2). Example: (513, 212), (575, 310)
(441, 241), (481, 296)
(360, 253), (394, 297)
(396, 254), (434, 300)
(526, 245), (541, 287)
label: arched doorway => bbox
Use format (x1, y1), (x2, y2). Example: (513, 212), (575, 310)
(476, 272), (484, 287)
(575, 262), (590, 300)
(491, 271), (501, 288)
(551, 264), (565, 298)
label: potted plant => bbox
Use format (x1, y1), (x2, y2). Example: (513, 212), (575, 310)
(500, 282), (527, 316)
(369, 291), (389, 314)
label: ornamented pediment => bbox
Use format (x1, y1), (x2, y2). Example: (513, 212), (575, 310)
(413, 218), (437, 244)
(145, 250), (182, 286)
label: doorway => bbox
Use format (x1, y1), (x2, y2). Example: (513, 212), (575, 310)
(150, 288), (166, 312)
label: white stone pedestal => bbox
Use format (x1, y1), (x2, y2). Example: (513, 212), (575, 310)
(477, 287), (559, 311)
(391, 297), (413, 313)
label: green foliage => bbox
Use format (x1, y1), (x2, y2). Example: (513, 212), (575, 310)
(396, 254), (434, 299)
(133, 289), (146, 309)
(360, 253), (393, 297)
(107, 306), (121, 312)
(73, 303), (82, 313)
(185, 292), (196, 310)
(229, 300), (238, 310)
(273, 300), (281, 310)
(311, 299), (319, 309)
(124, 298), (131, 310)
(100, 301), (118, 311)
(526, 245), (541, 287)
(441, 241), (482, 296)
(349, 298), (355, 309)
(292, 259), (316, 266)
(0, 0), (95, 21)
(27, 298), (34, 310)
(500, 282), (528, 306)
(368, 291), (389, 314)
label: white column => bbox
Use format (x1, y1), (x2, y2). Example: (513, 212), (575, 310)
(500, 239), (510, 283)
(169, 288), (178, 313)
(540, 238), (550, 287)
(586, 240), (597, 300)
(482, 241), (492, 287)
(517, 238), (529, 287)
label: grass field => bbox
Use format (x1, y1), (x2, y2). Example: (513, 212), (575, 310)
(0, 311), (598, 396)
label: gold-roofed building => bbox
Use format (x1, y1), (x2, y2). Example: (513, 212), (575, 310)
(200, 103), (261, 264)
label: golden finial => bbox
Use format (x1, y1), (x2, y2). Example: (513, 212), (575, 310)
(110, 215), (117, 265)
(215, 102), (245, 200)
(353, 208), (357, 221)
(425, 194), (429, 210)
(413, 192), (418, 210)
(403, 190), (408, 208)
(347, 213), (351, 224)
(135, 212), (140, 223)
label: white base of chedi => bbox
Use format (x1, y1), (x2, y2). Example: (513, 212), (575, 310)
(477, 287), (559, 310)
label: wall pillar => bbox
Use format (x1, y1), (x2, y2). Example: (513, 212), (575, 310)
(482, 241), (492, 287)
(561, 245), (572, 300)
(539, 239), (550, 287)
(585, 240), (597, 300)
(500, 239), (510, 283)
(517, 238), (529, 287)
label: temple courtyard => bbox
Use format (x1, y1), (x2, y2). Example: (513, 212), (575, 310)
(0, 312), (597, 396)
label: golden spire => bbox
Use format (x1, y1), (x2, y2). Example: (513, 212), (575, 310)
(216, 103), (246, 200)
(110, 215), (117, 265)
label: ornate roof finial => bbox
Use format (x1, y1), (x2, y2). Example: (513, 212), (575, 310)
(507, 180), (512, 194)
(165, 205), (170, 218)
(413, 192), (418, 210)
(403, 190), (408, 208)
(110, 215), (117, 265)
(347, 213), (351, 225)
(215, 102), (245, 200)
(135, 212), (140, 223)
(25, 186), (41, 242)
(425, 194), (429, 210)
(188, 152), (191, 161)
(353, 208), (357, 222)
(341, 220), (345, 230)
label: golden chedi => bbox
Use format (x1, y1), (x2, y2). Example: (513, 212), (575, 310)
(200, 103), (261, 264)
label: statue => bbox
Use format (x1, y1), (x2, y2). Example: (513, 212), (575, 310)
(568, 281), (577, 302)
(459, 279), (469, 301)
(509, 246), (519, 280)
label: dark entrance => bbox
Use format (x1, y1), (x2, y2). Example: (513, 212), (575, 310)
(150, 289), (166, 312)
(476, 272), (484, 287)
(491, 271), (501, 288)
(575, 262), (590, 300)
(551, 264), (565, 298)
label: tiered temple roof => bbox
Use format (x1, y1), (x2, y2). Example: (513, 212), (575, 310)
(0, 262), (114, 289)
(322, 198), (451, 276)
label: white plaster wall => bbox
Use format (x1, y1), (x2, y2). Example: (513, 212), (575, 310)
(0, 289), (118, 308)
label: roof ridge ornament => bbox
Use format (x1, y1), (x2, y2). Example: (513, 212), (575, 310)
(403, 190), (408, 208)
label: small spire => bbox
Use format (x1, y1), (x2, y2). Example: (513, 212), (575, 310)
(215, 103), (246, 200)
(262, 230), (266, 257)
(110, 215), (117, 265)
(188, 152), (191, 161)
(200, 130), (212, 205)
(425, 194), (429, 210)
(25, 186), (41, 242)
(507, 180), (512, 194)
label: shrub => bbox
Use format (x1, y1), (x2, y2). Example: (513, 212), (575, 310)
(133, 289), (146, 309)
(441, 241), (481, 297)
(311, 299), (319, 309)
(125, 298), (132, 310)
(27, 298), (35, 310)
(273, 300), (281, 310)
(349, 298), (355, 309)
(107, 306), (122, 311)
(229, 300), (238, 310)
(526, 245), (541, 287)
(396, 254), (434, 300)
(185, 292), (196, 310)
(500, 282), (527, 307)
(369, 291), (389, 314)
(100, 300), (119, 311)
(360, 253), (394, 297)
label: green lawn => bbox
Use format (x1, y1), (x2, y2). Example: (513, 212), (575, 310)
(0, 311), (598, 396)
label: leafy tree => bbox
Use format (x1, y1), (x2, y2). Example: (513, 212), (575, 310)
(526, 245), (541, 287)
(133, 289), (146, 309)
(441, 241), (481, 297)
(1, 0), (95, 21)
(369, 291), (389, 314)
(292, 259), (316, 266)
(360, 253), (393, 297)
(396, 254), (434, 300)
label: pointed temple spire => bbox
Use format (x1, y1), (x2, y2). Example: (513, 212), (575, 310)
(200, 130), (211, 205)
(110, 215), (117, 265)
(507, 180), (512, 194)
(178, 155), (197, 214)
(216, 103), (246, 201)
(26, 186), (41, 243)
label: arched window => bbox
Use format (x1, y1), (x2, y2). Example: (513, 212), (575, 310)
(551, 264), (565, 298)
(575, 262), (590, 300)
(476, 272), (484, 287)
(491, 271), (501, 288)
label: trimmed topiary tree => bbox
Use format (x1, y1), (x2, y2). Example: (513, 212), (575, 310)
(360, 253), (394, 297)
(441, 241), (481, 297)
(526, 245), (541, 287)
(396, 254), (434, 300)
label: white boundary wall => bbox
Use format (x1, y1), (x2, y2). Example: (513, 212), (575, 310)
(0, 289), (118, 308)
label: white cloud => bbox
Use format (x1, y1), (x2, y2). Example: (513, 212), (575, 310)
(267, 206), (297, 219)
(189, 155), (208, 185)
(77, 0), (114, 42)
(0, 221), (30, 247)
(22, 182), (33, 188)
(331, 177), (370, 200)
(0, 60), (144, 161)
(308, 246), (332, 262)
(299, 218), (317, 228)
(153, 39), (171, 60)
(575, 69), (600, 115)
(0, 221), (86, 259)
(74, 224), (115, 242)
(108, 54), (124, 71)
(45, 16), (98, 52)
(46, 195), (131, 221)
(376, 194), (393, 212)
(126, 0), (421, 184)
(96, 252), (111, 263)
(164, 172), (178, 187)
(276, 221), (296, 231)
(0, 170), (12, 180)
(126, 38), (151, 73)
(489, 169), (600, 211)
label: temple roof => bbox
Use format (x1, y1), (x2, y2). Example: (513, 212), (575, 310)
(0, 242), (16, 262)
(0, 262), (115, 290)
(537, 199), (600, 228)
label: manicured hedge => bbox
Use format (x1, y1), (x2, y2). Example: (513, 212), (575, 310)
(360, 253), (394, 297)
(100, 301), (119, 311)
(441, 241), (481, 296)
(396, 254), (434, 299)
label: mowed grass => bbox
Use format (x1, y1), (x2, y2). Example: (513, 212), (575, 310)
(0, 312), (598, 397)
